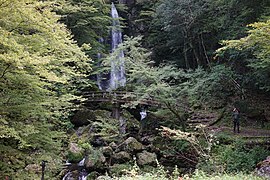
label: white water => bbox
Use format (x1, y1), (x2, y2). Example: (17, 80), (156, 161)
(78, 158), (85, 166)
(109, 2), (126, 90)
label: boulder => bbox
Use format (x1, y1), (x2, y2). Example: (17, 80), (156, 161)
(67, 143), (84, 163)
(136, 150), (157, 166)
(70, 142), (81, 152)
(140, 135), (155, 145)
(256, 156), (270, 178)
(25, 164), (41, 173)
(101, 146), (114, 157)
(112, 151), (132, 164)
(117, 137), (143, 153)
(85, 150), (106, 169)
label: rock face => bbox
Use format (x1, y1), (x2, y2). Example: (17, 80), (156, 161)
(256, 156), (270, 178)
(117, 137), (143, 153)
(136, 150), (157, 166)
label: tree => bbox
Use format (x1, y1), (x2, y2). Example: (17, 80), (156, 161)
(106, 36), (190, 131)
(142, 0), (270, 69)
(217, 19), (270, 91)
(56, 0), (111, 57)
(0, 0), (90, 178)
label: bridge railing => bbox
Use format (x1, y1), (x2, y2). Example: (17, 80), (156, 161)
(82, 91), (161, 106)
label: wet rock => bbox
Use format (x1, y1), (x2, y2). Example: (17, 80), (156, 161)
(62, 170), (81, 180)
(92, 136), (106, 147)
(256, 156), (270, 178)
(112, 151), (131, 164)
(117, 137), (143, 153)
(136, 150), (157, 166)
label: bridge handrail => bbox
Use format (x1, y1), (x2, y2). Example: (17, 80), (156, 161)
(82, 91), (160, 106)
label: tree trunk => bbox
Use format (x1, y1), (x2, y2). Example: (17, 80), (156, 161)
(189, 42), (201, 67)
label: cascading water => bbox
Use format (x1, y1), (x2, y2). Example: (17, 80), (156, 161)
(109, 2), (126, 90)
(96, 3), (126, 91)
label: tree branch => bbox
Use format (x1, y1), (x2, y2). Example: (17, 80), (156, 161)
(0, 64), (11, 79)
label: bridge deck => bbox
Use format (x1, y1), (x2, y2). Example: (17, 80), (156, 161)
(83, 91), (162, 106)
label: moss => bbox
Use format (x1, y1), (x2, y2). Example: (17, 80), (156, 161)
(66, 150), (84, 163)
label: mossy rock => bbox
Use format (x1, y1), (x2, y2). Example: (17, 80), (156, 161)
(117, 137), (143, 153)
(66, 150), (84, 163)
(136, 150), (157, 166)
(85, 148), (106, 169)
(112, 151), (132, 164)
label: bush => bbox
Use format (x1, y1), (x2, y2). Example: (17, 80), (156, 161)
(214, 141), (269, 173)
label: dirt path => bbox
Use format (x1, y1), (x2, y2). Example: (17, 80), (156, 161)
(208, 126), (270, 137)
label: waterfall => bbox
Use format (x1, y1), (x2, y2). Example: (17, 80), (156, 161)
(109, 2), (126, 90)
(97, 3), (126, 91)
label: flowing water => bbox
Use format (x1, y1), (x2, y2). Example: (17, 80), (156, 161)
(97, 3), (126, 91)
(109, 2), (126, 90)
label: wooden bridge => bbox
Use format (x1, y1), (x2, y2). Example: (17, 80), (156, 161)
(83, 91), (162, 107)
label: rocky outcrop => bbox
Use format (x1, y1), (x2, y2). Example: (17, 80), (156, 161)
(136, 150), (157, 166)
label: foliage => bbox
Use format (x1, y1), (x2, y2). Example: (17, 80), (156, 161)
(182, 65), (236, 107)
(213, 141), (269, 173)
(105, 36), (191, 130)
(92, 115), (119, 141)
(56, 0), (111, 56)
(160, 126), (214, 161)
(217, 19), (270, 91)
(140, 0), (270, 68)
(0, 0), (90, 178)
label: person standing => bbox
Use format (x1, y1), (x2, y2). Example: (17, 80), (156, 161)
(233, 108), (240, 133)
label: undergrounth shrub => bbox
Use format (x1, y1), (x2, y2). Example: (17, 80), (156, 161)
(213, 141), (269, 173)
